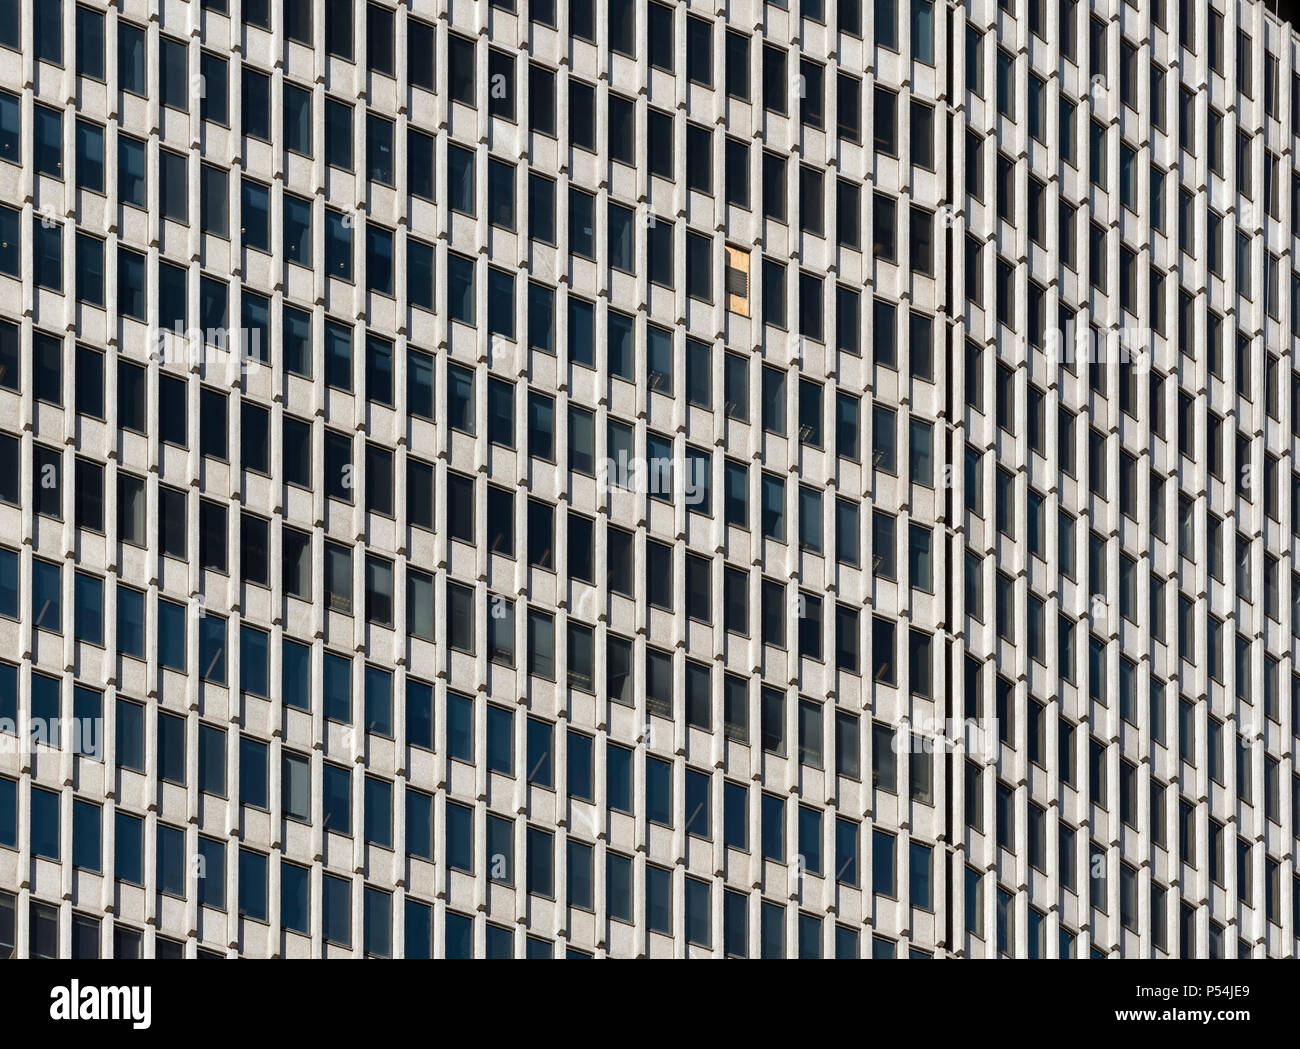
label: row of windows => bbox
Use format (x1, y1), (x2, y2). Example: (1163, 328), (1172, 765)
(38, 481), (1300, 689)
(15, 10), (1300, 188)
(21, 763), (1296, 941)
(2, 544), (940, 689)
(13, 0), (939, 99)
(1, 884), (953, 960)
(27, 0), (1300, 122)
(6, 772), (1297, 957)
(7, 610), (1300, 813)
(8, 877), (1293, 959)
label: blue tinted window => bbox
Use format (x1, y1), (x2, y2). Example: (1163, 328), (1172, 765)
(567, 839), (594, 909)
(723, 889), (747, 957)
(75, 120), (104, 192)
(0, 661), (13, 728)
(31, 673), (60, 749)
(407, 238), (435, 310)
(324, 319), (352, 390)
(447, 689), (473, 760)
(445, 911), (472, 959)
(197, 837), (225, 908)
(240, 179), (270, 251)
(646, 756), (672, 826)
(282, 638), (310, 709)
(157, 824), (185, 895)
(200, 51), (228, 124)
(74, 572), (104, 645)
(836, 924), (860, 958)
(406, 677), (434, 749)
(116, 587), (145, 657)
(486, 815), (513, 882)
(116, 139), (146, 209)
(364, 666), (392, 736)
(72, 685), (101, 759)
(606, 852), (633, 922)
(157, 599), (186, 670)
(607, 743), (632, 812)
(32, 559), (61, 632)
(198, 724), (225, 796)
(911, 0), (934, 64)
(33, 220), (62, 291)
(685, 769), (710, 838)
(447, 254), (474, 323)
(115, 811), (143, 884)
(486, 705), (513, 773)
(364, 777), (392, 847)
(761, 900), (785, 958)
(0, 205), (17, 277)
(323, 651), (351, 722)
(158, 712), (185, 784)
(366, 224), (393, 295)
(685, 877), (710, 945)
(0, 776), (16, 848)
(363, 886), (391, 957)
(607, 310), (634, 379)
(0, 90), (19, 163)
(118, 23), (145, 94)
(567, 730), (593, 800)
(365, 334), (393, 406)
(873, 829), (896, 896)
(447, 364), (475, 433)
(909, 840), (933, 909)
(724, 781), (748, 849)
(33, 105), (61, 177)
(448, 145), (474, 214)
(238, 849), (268, 922)
(283, 193), (311, 264)
(116, 699), (145, 771)
(281, 862), (310, 933)
(835, 818), (858, 884)
(324, 99), (352, 168)
(0, 547), (17, 618)
(240, 626), (268, 696)
(568, 296), (595, 367)
(798, 912), (822, 958)
(485, 922), (513, 958)
(526, 826), (553, 897)
(156, 36), (189, 107)
(322, 763), (351, 834)
(75, 232), (104, 305)
(799, 805), (822, 874)
(406, 789), (433, 860)
(239, 736), (268, 809)
(282, 304), (311, 377)
(325, 209), (352, 279)
(197, 610), (226, 686)
(526, 719), (553, 788)
(446, 801), (472, 872)
(647, 324), (673, 392)
(405, 899), (432, 958)
(487, 268), (515, 337)
(322, 873), (350, 946)
(762, 794), (785, 861)
(407, 349), (433, 418)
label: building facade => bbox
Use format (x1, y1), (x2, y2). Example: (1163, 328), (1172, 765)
(0, 0), (1299, 959)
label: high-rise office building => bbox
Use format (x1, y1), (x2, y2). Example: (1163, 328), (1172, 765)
(0, 0), (1298, 960)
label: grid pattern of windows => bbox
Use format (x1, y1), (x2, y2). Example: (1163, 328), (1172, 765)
(1, 0), (1299, 960)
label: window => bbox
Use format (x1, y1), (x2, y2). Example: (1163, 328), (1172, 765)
(155, 36), (188, 110)
(76, 120), (104, 193)
(763, 44), (787, 114)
